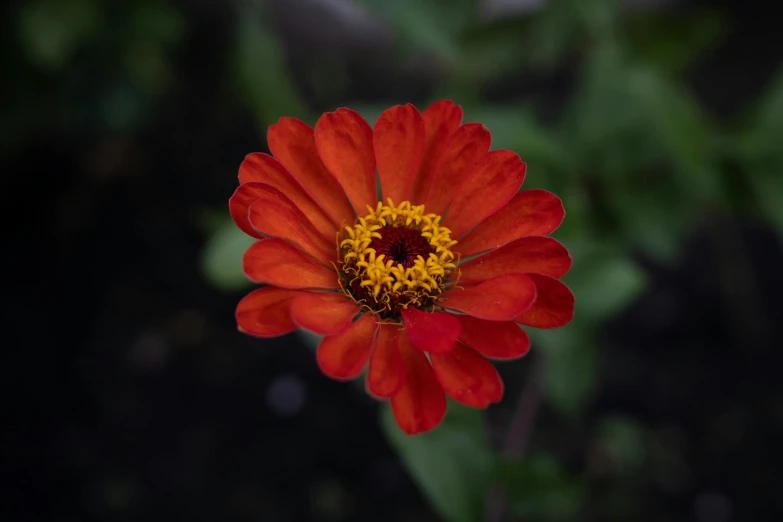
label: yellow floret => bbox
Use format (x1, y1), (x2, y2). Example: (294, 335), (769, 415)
(338, 198), (459, 312)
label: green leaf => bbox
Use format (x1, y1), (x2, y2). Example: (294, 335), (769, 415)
(458, 29), (528, 82)
(561, 41), (632, 166)
(360, 0), (469, 67)
(736, 68), (783, 239)
(464, 106), (571, 174)
(563, 241), (647, 321)
(349, 104), (392, 127)
(200, 218), (255, 292)
(625, 10), (725, 74)
(381, 402), (493, 522)
(563, 46), (719, 201)
(749, 172), (783, 240)
(741, 67), (783, 164)
(569, 0), (620, 38)
(627, 67), (719, 199)
(234, 5), (308, 128)
(534, 323), (598, 416)
(608, 183), (692, 263)
(523, 2), (583, 69)
(499, 454), (586, 520)
(531, 242), (646, 415)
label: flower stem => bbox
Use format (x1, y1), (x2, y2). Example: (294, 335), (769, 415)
(485, 360), (542, 522)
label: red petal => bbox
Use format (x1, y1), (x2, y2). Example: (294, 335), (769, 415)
(457, 189), (565, 257)
(444, 150), (526, 239)
(246, 183), (336, 266)
(430, 342), (504, 408)
(515, 273), (575, 329)
(439, 274), (537, 320)
(366, 323), (406, 398)
(423, 123), (491, 215)
(374, 104), (425, 204)
(400, 307), (461, 354)
(456, 236), (572, 283)
(457, 316), (530, 359)
(316, 313), (377, 380)
(315, 108), (377, 215)
(390, 330), (447, 435)
(243, 238), (339, 289)
(290, 292), (360, 335)
(229, 182), (268, 239)
(236, 287), (301, 337)
(238, 153), (337, 242)
(267, 117), (355, 227)
(411, 100), (463, 203)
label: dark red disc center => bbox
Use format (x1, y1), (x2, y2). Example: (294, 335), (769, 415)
(370, 226), (432, 268)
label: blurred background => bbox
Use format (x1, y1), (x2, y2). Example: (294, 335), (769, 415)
(4, 0), (783, 520)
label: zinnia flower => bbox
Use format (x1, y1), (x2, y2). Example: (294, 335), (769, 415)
(230, 101), (574, 435)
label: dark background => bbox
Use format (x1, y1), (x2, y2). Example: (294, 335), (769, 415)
(4, 0), (783, 521)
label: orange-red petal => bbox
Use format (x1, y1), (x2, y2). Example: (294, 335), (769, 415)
(267, 117), (355, 226)
(457, 189), (565, 256)
(457, 315), (531, 359)
(366, 323), (406, 398)
(290, 292), (360, 335)
(411, 100), (463, 203)
(439, 274), (537, 320)
(400, 307), (461, 355)
(235, 287), (301, 337)
(444, 150), (526, 239)
(423, 123), (491, 216)
(238, 153), (337, 242)
(243, 238), (339, 289)
(229, 182), (269, 239)
(246, 183), (336, 266)
(390, 330), (447, 435)
(515, 273), (575, 329)
(315, 108), (377, 214)
(316, 313), (377, 380)
(456, 236), (572, 283)
(430, 342), (504, 408)
(374, 104), (425, 204)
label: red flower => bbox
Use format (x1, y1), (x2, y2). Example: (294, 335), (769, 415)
(230, 101), (574, 435)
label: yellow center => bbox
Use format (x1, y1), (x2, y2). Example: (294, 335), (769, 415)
(338, 199), (459, 315)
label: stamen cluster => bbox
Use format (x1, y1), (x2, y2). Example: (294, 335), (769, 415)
(339, 199), (458, 315)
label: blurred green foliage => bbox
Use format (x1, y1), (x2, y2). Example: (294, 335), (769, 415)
(200, 216), (256, 292)
(6, 0), (187, 150)
(740, 69), (783, 233)
(596, 416), (648, 475)
(233, 3), (308, 129)
(499, 454), (586, 519)
(381, 403), (494, 522)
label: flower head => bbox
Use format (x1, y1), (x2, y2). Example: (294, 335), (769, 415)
(230, 101), (574, 435)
